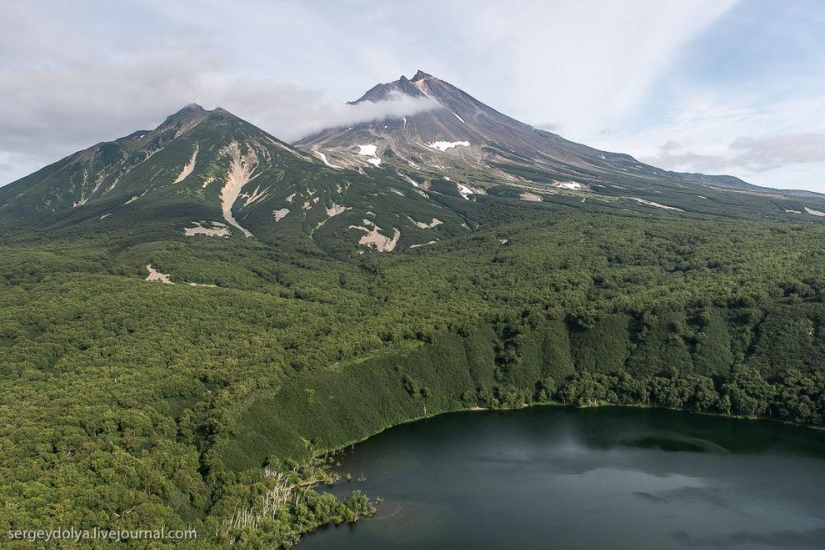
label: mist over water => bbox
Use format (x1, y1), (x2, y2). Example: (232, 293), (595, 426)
(301, 407), (825, 550)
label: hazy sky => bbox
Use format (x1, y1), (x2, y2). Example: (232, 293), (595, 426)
(2, 0), (824, 192)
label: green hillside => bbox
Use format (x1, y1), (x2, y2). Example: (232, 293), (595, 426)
(2, 202), (825, 547)
(2, 102), (825, 548)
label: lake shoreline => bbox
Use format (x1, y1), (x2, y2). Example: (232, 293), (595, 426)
(301, 405), (825, 549)
(317, 400), (823, 462)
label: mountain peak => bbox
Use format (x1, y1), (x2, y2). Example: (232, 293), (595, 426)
(411, 70), (433, 82)
(159, 105), (252, 136)
(162, 103), (209, 129)
(350, 71), (444, 104)
(300, 72), (792, 206)
(180, 103), (205, 113)
(167, 103), (206, 120)
(351, 75), (427, 104)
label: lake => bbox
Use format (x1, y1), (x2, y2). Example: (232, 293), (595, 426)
(300, 407), (825, 549)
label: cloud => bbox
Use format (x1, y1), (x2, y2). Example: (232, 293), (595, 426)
(641, 132), (825, 174)
(592, 81), (825, 191)
(635, 133), (825, 192)
(0, 1), (437, 184)
(214, 89), (436, 142)
(4, 0), (825, 192)
(534, 122), (563, 133)
(729, 134), (825, 171)
(0, 153), (46, 177)
(438, 0), (739, 138)
(586, 1), (825, 192)
(643, 142), (730, 174)
(0, 81), (435, 183)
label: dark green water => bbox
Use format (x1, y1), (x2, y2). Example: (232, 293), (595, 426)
(300, 407), (825, 550)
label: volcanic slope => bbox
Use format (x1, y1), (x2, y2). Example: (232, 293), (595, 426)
(0, 104), (469, 255)
(297, 70), (825, 220)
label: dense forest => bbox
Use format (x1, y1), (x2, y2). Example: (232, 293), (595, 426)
(2, 198), (825, 548)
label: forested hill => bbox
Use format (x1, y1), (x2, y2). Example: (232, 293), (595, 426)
(2, 198), (825, 548)
(2, 88), (825, 548)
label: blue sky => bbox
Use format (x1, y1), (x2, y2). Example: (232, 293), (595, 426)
(1, 0), (823, 191)
(602, 0), (825, 190)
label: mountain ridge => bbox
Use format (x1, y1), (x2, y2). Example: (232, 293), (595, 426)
(0, 103), (470, 256)
(4, 73), (825, 254)
(298, 71), (808, 200)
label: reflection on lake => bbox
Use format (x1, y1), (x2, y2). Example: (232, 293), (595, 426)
(300, 407), (825, 550)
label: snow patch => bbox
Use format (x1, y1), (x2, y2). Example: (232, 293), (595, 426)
(314, 150), (342, 169)
(145, 264), (173, 284)
(99, 213), (111, 220)
(397, 173), (421, 188)
(457, 183), (474, 200)
(184, 221), (231, 238)
(357, 144), (381, 167)
(429, 141), (470, 152)
(411, 79), (444, 108)
(520, 192), (543, 202)
(219, 141), (259, 238)
(273, 208), (290, 222)
(453, 112), (466, 124)
(173, 144), (199, 184)
(785, 209), (803, 214)
(554, 181), (583, 190)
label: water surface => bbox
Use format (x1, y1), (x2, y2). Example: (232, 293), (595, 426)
(301, 407), (825, 549)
